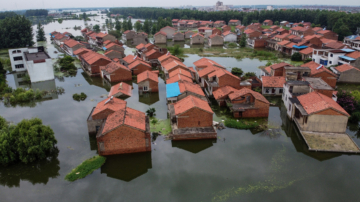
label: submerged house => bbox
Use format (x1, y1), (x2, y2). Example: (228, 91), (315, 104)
(166, 80), (206, 103)
(261, 76), (286, 96)
(190, 33), (204, 45)
(154, 31), (167, 44)
(208, 34), (224, 47)
(185, 31), (195, 39)
(173, 32), (185, 41)
(168, 95), (217, 140)
(96, 106), (151, 155)
(137, 70), (159, 93)
(100, 62), (132, 83)
(160, 26), (177, 39)
(128, 60), (152, 75)
(80, 51), (112, 76)
(213, 86), (237, 106)
(227, 88), (270, 118)
(108, 82), (133, 98)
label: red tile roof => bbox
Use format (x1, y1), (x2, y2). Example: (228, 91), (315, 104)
(198, 27), (212, 30)
(301, 61), (336, 76)
(136, 43), (145, 50)
(101, 62), (129, 74)
(54, 33), (67, 40)
(268, 62), (292, 70)
(285, 42), (297, 49)
(320, 38), (337, 44)
(299, 47), (313, 55)
(144, 43), (153, 49)
(169, 68), (192, 78)
(198, 65), (220, 78)
(275, 34), (289, 39)
(92, 97), (127, 119)
(81, 28), (88, 32)
(73, 48), (90, 55)
(123, 30), (133, 34)
(209, 34), (223, 39)
(312, 27), (323, 32)
(81, 51), (111, 65)
(264, 66), (272, 74)
(287, 35), (297, 39)
(101, 106), (147, 134)
(128, 60), (151, 70)
(166, 74), (193, 84)
(137, 70), (158, 83)
(345, 51), (360, 59)
(163, 60), (187, 71)
(172, 95), (213, 115)
(229, 88), (269, 104)
(222, 31), (236, 36)
(334, 64), (360, 72)
(193, 58), (223, 68)
(192, 33), (204, 38)
(144, 49), (157, 57)
(122, 54), (142, 64)
(103, 40), (112, 45)
(324, 41), (346, 49)
(263, 20), (272, 23)
(277, 40), (291, 46)
(229, 19), (239, 23)
(109, 82), (133, 97)
(96, 32), (108, 38)
(213, 86), (237, 100)
(262, 76), (286, 88)
(105, 43), (122, 50)
(158, 54), (180, 63)
(104, 50), (122, 56)
(178, 80), (205, 96)
(208, 68), (239, 80)
(297, 91), (349, 116)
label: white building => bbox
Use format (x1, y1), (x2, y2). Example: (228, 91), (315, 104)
(312, 48), (354, 67)
(8, 47), (54, 83)
(222, 31), (237, 42)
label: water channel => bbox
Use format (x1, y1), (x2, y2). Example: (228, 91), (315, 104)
(1, 12), (360, 202)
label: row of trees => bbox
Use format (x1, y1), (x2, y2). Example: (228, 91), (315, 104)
(25, 9), (48, 17)
(0, 15), (34, 49)
(109, 7), (360, 40)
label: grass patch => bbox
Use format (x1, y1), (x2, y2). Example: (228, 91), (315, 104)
(65, 155), (106, 182)
(261, 25), (271, 29)
(150, 118), (172, 135)
(337, 83), (360, 92)
(224, 119), (259, 129)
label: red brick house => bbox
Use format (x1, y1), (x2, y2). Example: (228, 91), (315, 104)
(206, 68), (241, 95)
(87, 97), (127, 134)
(221, 25), (231, 32)
(120, 54), (143, 67)
(263, 19), (273, 26)
(128, 60), (152, 75)
(108, 82), (133, 98)
(142, 47), (167, 64)
(166, 80), (207, 103)
(213, 86), (237, 106)
(104, 50), (124, 60)
(100, 62), (132, 83)
(261, 76), (286, 96)
(105, 43), (125, 58)
(262, 62), (293, 76)
(163, 60), (189, 77)
(193, 58), (224, 71)
(63, 39), (86, 56)
(96, 106), (151, 155)
(80, 51), (112, 76)
(301, 61), (337, 88)
(73, 48), (91, 59)
(316, 30), (338, 40)
(137, 70), (159, 93)
(229, 19), (241, 26)
(228, 88), (270, 118)
(212, 28), (222, 36)
(168, 95), (216, 140)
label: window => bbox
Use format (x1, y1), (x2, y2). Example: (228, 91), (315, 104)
(289, 104), (291, 111)
(265, 88), (270, 93)
(143, 86), (148, 91)
(330, 54), (333, 57)
(329, 61), (332, 64)
(15, 64), (24, 69)
(13, 56), (23, 61)
(279, 89), (283, 94)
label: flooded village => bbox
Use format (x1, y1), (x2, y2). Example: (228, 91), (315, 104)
(2, 6), (360, 202)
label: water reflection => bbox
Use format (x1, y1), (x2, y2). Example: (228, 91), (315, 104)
(139, 92), (160, 106)
(101, 152), (152, 182)
(0, 149), (60, 188)
(171, 139), (217, 153)
(81, 72), (110, 91)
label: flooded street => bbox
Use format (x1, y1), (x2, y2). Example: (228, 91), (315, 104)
(1, 13), (360, 202)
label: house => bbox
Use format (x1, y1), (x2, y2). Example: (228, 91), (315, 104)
(120, 54), (142, 67)
(214, 20), (226, 28)
(168, 95), (216, 140)
(154, 31), (167, 44)
(63, 39), (86, 56)
(142, 47), (167, 65)
(186, 21), (198, 29)
(208, 34), (224, 47)
(261, 76), (286, 96)
(221, 25), (231, 32)
(104, 50), (125, 60)
(100, 62), (132, 83)
(283, 66), (311, 81)
(290, 27), (314, 37)
(228, 88), (270, 118)
(323, 41), (347, 49)
(122, 30), (136, 41)
(160, 26), (177, 39)
(190, 33), (204, 45)
(213, 86), (237, 106)
(212, 28), (222, 36)
(198, 27), (213, 38)
(104, 43), (125, 58)
(316, 30), (338, 40)
(302, 77), (336, 99)
(8, 47), (54, 83)
(73, 48), (91, 59)
(80, 51), (112, 76)
(184, 31), (195, 39)
(263, 19), (273, 26)
(158, 54), (182, 68)
(199, 21), (213, 27)
(128, 60), (152, 75)
(193, 58), (224, 72)
(269, 25), (280, 31)
(300, 61), (337, 88)
(96, 106), (151, 155)
(280, 21), (289, 26)
(343, 35), (360, 51)
(261, 62), (293, 76)
(169, 68), (193, 80)
(222, 31), (237, 42)
(206, 68), (242, 96)
(166, 74), (193, 84)
(312, 48), (353, 67)
(96, 32), (117, 47)
(108, 82), (133, 98)
(87, 97), (127, 135)
(53, 33), (68, 45)
(338, 51), (360, 68)
(81, 28), (88, 37)
(173, 32), (185, 41)
(166, 80), (206, 103)
(132, 32), (149, 46)
(162, 60), (189, 77)
(331, 64), (360, 83)
(299, 47), (314, 60)
(137, 70), (159, 93)
(229, 19), (241, 26)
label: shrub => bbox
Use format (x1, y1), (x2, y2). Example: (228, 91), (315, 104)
(243, 72), (256, 79)
(350, 90), (360, 102)
(265, 62), (272, 66)
(80, 92), (87, 100)
(254, 87), (261, 93)
(304, 58), (312, 63)
(227, 42), (237, 48)
(224, 119), (259, 129)
(349, 112), (360, 123)
(291, 52), (302, 61)
(65, 155), (106, 181)
(337, 90), (358, 113)
(73, 93), (81, 101)
(231, 67), (243, 77)
(151, 118), (158, 125)
(146, 108), (156, 117)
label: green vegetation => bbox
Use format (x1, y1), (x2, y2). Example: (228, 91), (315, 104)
(25, 9), (48, 17)
(2, 87), (43, 105)
(0, 116), (57, 166)
(93, 24), (100, 33)
(57, 18), (63, 24)
(134, 21), (142, 31)
(73, 92), (87, 101)
(231, 67), (243, 77)
(150, 118), (172, 135)
(242, 72), (257, 79)
(57, 56), (77, 75)
(224, 119), (259, 129)
(239, 33), (246, 47)
(168, 45), (185, 57)
(146, 108), (156, 117)
(0, 15), (34, 49)
(227, 42), (237, 48)
(65, 155), (106, 182)
(108, 30), (122, 39)
(291, 52), (302, 61)
(36, 22), (46, 42)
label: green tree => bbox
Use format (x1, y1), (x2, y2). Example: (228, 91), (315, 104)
(143, 19), (150, 34)
(0, 15), (34, 49)
(128, 19), (133, 30)
(333, 19), (353, 41)
(274, 21), (279, 25)
(291, 52), (302, 61)
(82, 12), (87, 20)
(115, 19), (121, 31)
(36, 22), (46, 42)
(168, 45), (183, 57)
(151, 24), (157, 35)
(242, 17), (248, 26)
(58, 18), (63, 23)
(0, 61), (5, 74)
(243, 72), (256, 79)
(298, 24), (304, 27)
(231, 67), (244, 77)
(93, 24), (100, 33)
(240, 33), (246, 47)
(123, 20), (128, 31)
(134, 21), (142, 31)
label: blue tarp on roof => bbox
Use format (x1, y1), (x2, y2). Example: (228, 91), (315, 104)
(102, 47), (107, 50)
(166, 82), (181, 98)
(293, 45), (308, 49)
(340, 49), (355, 53)
(339, 56), (356, 61)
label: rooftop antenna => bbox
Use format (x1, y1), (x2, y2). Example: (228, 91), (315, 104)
(316, 64), (323, 70)
(104, 96), (114, 105)
(119, 83), (123, 89)
(133, 55), (137, 60)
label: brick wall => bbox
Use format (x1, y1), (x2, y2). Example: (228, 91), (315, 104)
(92, 108), (116, 120)
(314, 89), (333, 98)
(315, 108), (345, 116)
(97, 125), (151, 156)
(254, 39), (267, 48)
(232, 99), (269, 118)
(218, 74), (241, 89)
(107, 45), (125, 53)
(322, 32), (338, 40)
(311, 71), (337, 88)
(132, 64), (152, 75)
(92, 59), (112, 75)
(273, 68), (284, 76)
(138, 79), (159, 92)
(110, 68), (132, 83)
(177, 108), (213, 128)
(171, 132), (217, 140)
(106, 51), (125, 60)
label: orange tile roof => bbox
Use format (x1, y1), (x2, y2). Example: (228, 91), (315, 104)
(92, 97), (127, 119)
(324, 41), (346, 49)
(109, 82), (133, 97)
(163, 60), (187, 71)
(209, 34), (223, 39)
(312, 27), (323, 32)
(262, 76), (286, 88)
(335, 64), (360, 72)
(320, 38), (337, 44)
(64, 39), (81, 48)
(104, 50), (122, 56)
(198, 27), (212, 30)
(122, 54), (142, 64)
(301, 61), (336, 76)
(158, 54), (181, 63)
(268, 62), (292, 70)
(277, 40), (291, 46)
(101, 106), (147, 134)
(285, 42), (297, 49)
(287, 35), (297, 39)
(299, 47), (313, 55)
(144, 43), (153, 48)
(178, 80), (205, 96)
(128, 59), (151, 70)
(105, 43), (122, 49)
(345, 51), (360, 59)
(208, 68), (239, 80)
(172, 95), (213, 115)
(54, 33), (67, 40)
(192, 33), (204, 38)
(264, 66), (272, 74)
(263, 20), (272, 23)
(96, 32), (107, 38)
(222, 31), (235, 36)
(169, 68), (192, 79)
(188, 66), (196, 73)
(244, 29), (255, 34)
(73, 48), (90, 55)
(193, 58), (223, 68)
(198, 65), (220, 78)
(81, 51), (111, 65)
(137, 70), (158, 83)
(123, 30), (133, 34)
(166, 74), (193, 84)
(101, 62), (129, 74)
(144, 49), (157, 57)
(275, 34), (289, 39)
(229, 19), (239, 23)
(297, 91), (349, 116)
(213, 86), (237, 100)
(136, 43), (145, 50)
(291, 26), (305, 31)
(103, 40), (112, 45)
(317, 30), (332, 35)
(229, 88), (269, 104)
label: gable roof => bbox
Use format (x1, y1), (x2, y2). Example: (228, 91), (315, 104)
(64, 39), (82, 48)
(137, 70), (158, 83)
(299, 47), (314, 55)
(268, 62), (292, 70)
(128, 60), (151, 70)
(166, 74), (193, 84)
(105, 43), (123, 50)
(92, 97), (127, 119)
(297, 91), (349, 116)
(198, 65), (221, 78)
(209, 34), (223, 39)
(108, 82), (133, 97)
(144, 49), (157, 57)
(163, 60), (187, 71)
(213, 86), (237, 100)
(345, 51), (360, 59)
(122, 54), (141, 64)
(208, 68), (239, 80)
(81, 51), (111, 65)
(158, 54), (181, 63)
(262, 76), (286, 88)
(324, 41), (346, 49)
(277, 40), (291, 46)
(334, 64), (360, 72)
(172, 95), (213, 115)
(101, 62), (129, 74)
(178, 80), (205, 96)
(73, 48), (90, 55)
(193, 58), (223, 68)
(136, 43), (145, 50)
(229, 88), (270, 104)
(168, 68), (192, 79)
(301, 61), (336, 76)
(222, 31), (236, 36)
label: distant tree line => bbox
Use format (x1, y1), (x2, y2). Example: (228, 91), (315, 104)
(0, 12), (17, 19)
(110, 7), (360, 40)
(0, 15), (34, 49)
(25, 9), (48, 17)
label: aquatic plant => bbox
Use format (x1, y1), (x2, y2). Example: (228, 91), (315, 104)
(64, 155), (106, 182)
(73, 92), (87, 101)
(146, 108), (156, 117)
(224, 119), (259, 129)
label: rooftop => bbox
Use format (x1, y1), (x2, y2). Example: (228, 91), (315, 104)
(213, 86), (237, 100)
(24, 51), (50, 61)
(262, 76), (286, 88)
(91, 97), (127, 119)
(172, 95), (213, 115)
(108, 82), (133, 97)
(137, 70), (158, 83)
(229, 88), (269, 104)
(302, 77), (333, 90)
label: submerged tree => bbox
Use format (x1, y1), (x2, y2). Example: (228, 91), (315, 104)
(93, 24), (100, 33)
(231, 67), (244, 77)
(240, 33), (246, 48)
(134, 21), (142, 32)
(36, 22), (46, 42)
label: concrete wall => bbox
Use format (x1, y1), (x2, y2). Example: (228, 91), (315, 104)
(224, 34), (237, 42)
(26, 59), (54, 83)
(177, 108), (213, 128)
(161, 27), (176, 39)
(138, 79), (158, 92)
(190, 36), (204, 44)
(262, 87), (283, 96)
(338, 69), (360, 83)
(173, 33), (185, 41)
(106, 51), (125, 60)
(302, 113), (348, 133)
(209, 36), (224, 46)
(311, 71), (337, 88)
